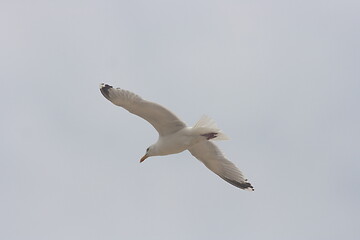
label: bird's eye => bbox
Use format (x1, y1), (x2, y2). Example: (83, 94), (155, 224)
(146, 147), (150, 152)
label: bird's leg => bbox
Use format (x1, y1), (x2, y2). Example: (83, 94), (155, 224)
(201, 132), (218, 140)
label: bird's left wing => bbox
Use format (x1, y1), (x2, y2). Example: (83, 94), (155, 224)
(100, 84), (186, 136)
(188, 141), (254, 191)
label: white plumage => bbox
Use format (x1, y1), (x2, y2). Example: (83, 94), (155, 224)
(100, 83), (254, 191)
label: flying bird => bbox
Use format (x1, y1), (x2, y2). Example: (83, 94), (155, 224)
(99, 83), (254, 191)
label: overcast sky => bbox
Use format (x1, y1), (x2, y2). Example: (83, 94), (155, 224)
(1, 0), (359, 239)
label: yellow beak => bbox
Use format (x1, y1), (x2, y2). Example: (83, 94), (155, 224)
(140, 154), (148, 163)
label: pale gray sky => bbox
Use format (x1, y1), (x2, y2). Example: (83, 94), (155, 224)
(1, 0), (359, 239)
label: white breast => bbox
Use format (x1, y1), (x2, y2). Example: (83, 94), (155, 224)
(155, 127), (201, 155)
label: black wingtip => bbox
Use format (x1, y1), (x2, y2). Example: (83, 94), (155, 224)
(99, 83), (113, 99)
(221, 177), (255, 191)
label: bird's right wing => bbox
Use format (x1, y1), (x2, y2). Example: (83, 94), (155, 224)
(188, 141), (254, 191)
(100, 84), (186, 136)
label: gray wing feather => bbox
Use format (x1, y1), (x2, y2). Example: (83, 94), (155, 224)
(188, 141), (254, 191)
(100, 84), (186, 136)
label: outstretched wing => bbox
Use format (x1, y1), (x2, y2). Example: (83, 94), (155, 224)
(188, 141), (254, 191)
(100, 83), (186, 136)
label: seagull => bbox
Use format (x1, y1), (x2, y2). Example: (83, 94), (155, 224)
(99, 83), (254, 191)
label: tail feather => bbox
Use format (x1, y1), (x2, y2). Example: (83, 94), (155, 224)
(193, 115), (229, 140)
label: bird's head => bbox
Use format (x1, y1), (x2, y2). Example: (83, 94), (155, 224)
(140, 145), (156, 163)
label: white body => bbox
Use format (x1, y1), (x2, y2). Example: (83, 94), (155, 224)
(153, 124), (226, 156)
(153, 127), (197, 155)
